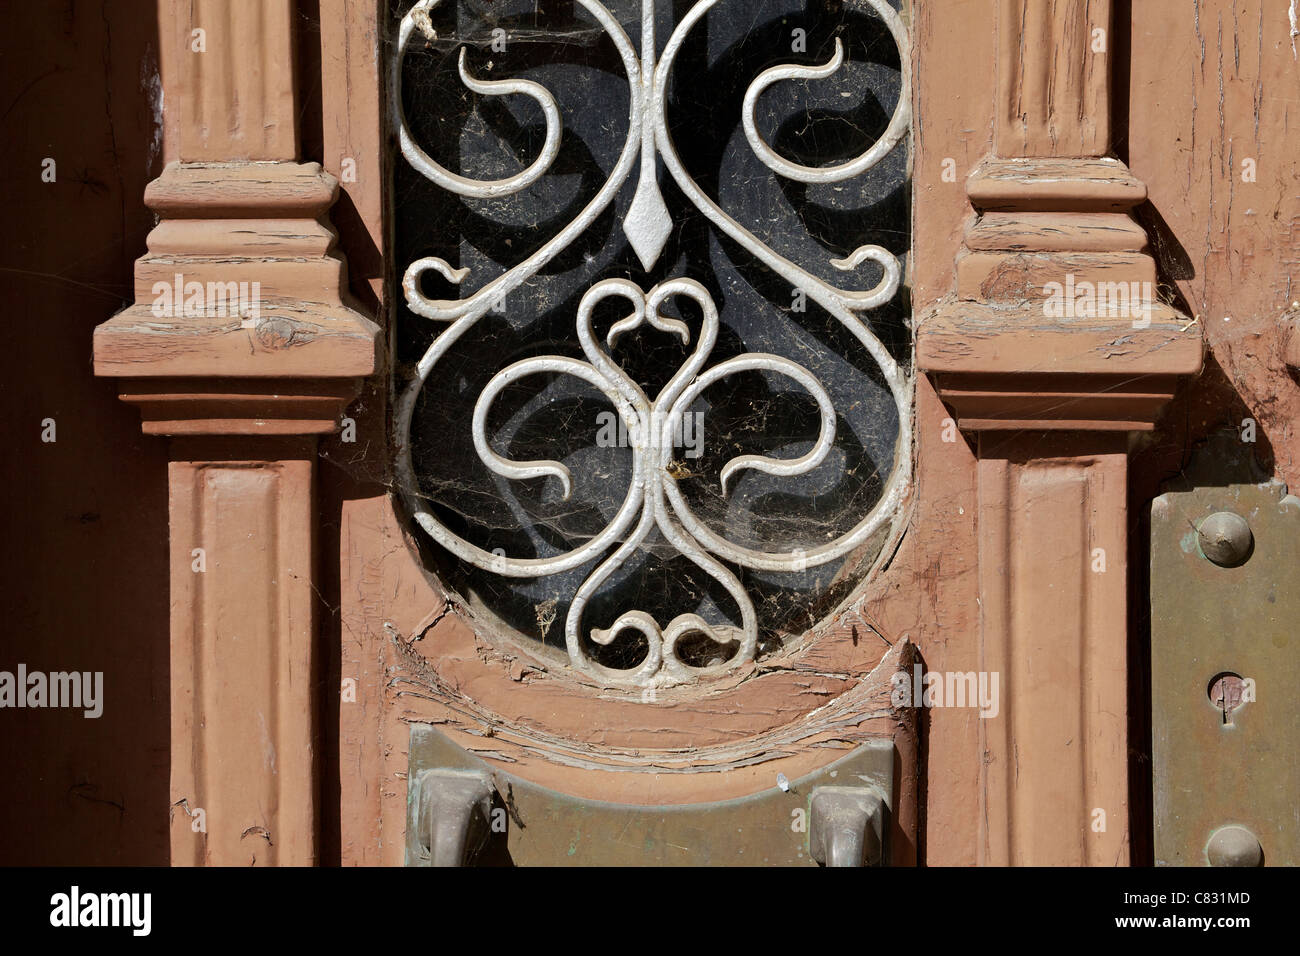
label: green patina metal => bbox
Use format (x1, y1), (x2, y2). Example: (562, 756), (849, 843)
(406, 723), (894, 866)
(1151, 456), (1300, 866)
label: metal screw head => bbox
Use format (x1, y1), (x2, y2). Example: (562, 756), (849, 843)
(1197, 512), (1253, 567)
(1206, 825), (1263, 867)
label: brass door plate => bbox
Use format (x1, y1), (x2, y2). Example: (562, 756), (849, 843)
(405, 724), (894, 866)
(1150, 479), (1300, 866)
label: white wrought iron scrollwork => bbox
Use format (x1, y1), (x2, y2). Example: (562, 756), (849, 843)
(394, 0), (913, 687)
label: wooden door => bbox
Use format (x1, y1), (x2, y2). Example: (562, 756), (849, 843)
(88, 0), (1300, 866)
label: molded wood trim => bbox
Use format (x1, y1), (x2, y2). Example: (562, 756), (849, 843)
(92, 0), (381, 866)
(996, 0), (1112, 158)
(917, 0), (1201, 866)
(168, 447), (318, 865)
(975, 435), (1130, 865)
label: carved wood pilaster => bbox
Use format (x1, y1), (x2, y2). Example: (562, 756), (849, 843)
(997, 0), (1112, 158)
(92, 0), (379, 866)
(975, 433), (1129, 866)
(917, 0), (1202, 865)
(169, 0), (299, 162)
(167, 441), (318, 865)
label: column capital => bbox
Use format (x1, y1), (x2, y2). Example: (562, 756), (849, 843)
(919, 18), (1201, 434)
(94, 160), (379, 397)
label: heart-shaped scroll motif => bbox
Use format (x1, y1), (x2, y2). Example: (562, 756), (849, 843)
(402, 278), (897, 686)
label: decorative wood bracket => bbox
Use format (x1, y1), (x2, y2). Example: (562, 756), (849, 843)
(920, 155), (1201, 432)
(917, 0), (1202, 865)
(92, 0), (380, 865)
(95, 162), (377, 386)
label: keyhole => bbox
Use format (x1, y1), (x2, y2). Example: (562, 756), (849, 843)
(1207, 672), (1246, 725)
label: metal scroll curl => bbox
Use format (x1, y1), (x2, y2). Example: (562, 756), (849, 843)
(393, 0), (913, 687)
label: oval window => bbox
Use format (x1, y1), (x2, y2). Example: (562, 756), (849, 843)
(392, 0), (912, 687)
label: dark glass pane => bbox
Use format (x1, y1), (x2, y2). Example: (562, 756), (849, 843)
(391, 0), (910, 684)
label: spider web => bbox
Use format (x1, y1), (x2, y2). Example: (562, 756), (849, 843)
(392, 0), (910, 672)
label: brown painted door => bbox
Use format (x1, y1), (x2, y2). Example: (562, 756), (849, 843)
(334, 0), (1298, 866)
(66, 0), (1296, 867)
(337, 0), (1172, 866)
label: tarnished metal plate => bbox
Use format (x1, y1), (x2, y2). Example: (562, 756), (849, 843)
(1150, 478), (1300, 866)
(406, 724), (893, 866)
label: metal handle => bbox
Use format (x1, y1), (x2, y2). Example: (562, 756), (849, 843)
(414, 769), (494, 867)
(809, 786), (886, 867)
